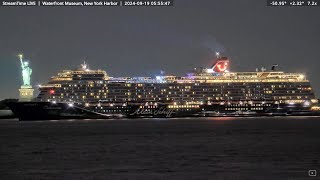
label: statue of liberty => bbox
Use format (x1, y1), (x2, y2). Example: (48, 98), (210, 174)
(18, 54), (32, 87)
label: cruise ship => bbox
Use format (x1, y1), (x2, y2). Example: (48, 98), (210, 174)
(7, 55), (318, 120)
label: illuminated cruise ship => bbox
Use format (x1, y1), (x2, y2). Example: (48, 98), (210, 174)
(7, 55), (318, 120)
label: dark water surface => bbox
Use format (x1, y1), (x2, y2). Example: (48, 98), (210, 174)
(1, 117), (320, 180)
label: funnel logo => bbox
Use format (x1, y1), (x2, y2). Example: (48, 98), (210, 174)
(212, 60), (229, 72)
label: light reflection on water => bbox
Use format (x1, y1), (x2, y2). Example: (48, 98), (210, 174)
(1, 116), (320, 124)
(207, 117), (236, 121)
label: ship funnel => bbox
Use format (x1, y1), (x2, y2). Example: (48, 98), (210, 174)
(271, 64), (278, 71)
(210, 56), (230, 73)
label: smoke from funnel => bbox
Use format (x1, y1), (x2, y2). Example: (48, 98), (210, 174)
(202, 35), (226, 54)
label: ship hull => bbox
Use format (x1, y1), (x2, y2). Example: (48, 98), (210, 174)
(6, 102), (122, 121)
(6, 102), (203, 121)
(7, 101), (318, 121)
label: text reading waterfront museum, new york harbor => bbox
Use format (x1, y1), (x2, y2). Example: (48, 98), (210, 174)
(1, 0), (173, 6)
(1, 1), (120, 6)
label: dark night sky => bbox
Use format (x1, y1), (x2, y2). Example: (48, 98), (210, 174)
(0, 0), (320, 100)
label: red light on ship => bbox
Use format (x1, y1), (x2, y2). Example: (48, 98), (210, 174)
(216, 60), (229, 72)
(49, 90), (55, 95)
(211, 57), (230, 72)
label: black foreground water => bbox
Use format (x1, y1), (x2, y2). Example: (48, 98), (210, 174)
(1, 117), (320, 180)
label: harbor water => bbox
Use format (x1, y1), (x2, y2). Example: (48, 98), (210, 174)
(1, 117), (319, 179)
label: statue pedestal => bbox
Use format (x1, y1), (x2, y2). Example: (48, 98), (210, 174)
(19, 85), (34, 102)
